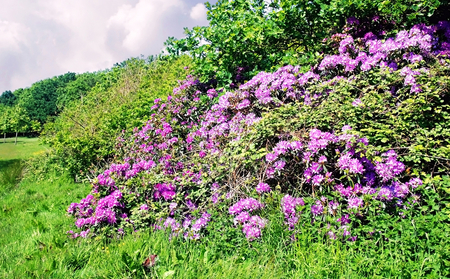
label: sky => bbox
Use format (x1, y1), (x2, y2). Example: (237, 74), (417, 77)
(0, 0), (213, 93)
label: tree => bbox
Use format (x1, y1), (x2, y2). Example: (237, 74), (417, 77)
(56, 72), (101, 109)
(165, 0), (448, 87)
(9, 105), (31, 145)
(0, 90), (17, 106)
(18, 72), (77, 124)
(0, 105), (11, 143)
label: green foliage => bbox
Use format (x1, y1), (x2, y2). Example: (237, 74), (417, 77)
(43, 56), (192, 177)
(0, 90), (17, 107)
(166, 0), (448, 87)
(17, 72), (77, 123)
(56, 72), (102, 109)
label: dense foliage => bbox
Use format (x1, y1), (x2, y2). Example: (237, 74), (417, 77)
(66, 21), (450, 270)
(166, 0), (450, 87)
(42, 56), (193, 177)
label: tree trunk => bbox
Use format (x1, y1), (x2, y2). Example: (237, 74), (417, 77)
(3, 133), (5, 143)
(15, 131), (18, 145)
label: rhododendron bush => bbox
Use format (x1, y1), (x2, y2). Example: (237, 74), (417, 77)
(67, 21), (450, 243)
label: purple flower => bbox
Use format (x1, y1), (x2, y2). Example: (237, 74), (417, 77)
(348, 197), (364, 209)
(80, 229), (90, 238)
(234, 211), (250, 223)
(408, 178), (423, 188)
(378, 187), (394, 201)
(192, 213), (211, 231)
(229, 198), (264, 215)
(311, 200), (324, 216)
(337, 214), (351, 225)
(342, 125), (352, 132)
(256, 182), (271, 194)
(265, 153), (278, 163)
(236, 99), (251, 110)
(273, 160), (286, 170)
(328, 200), (339, 211)
(266, 167), (275, 178)
(312, 175), (324, 185)
(318, 156), (327, 164)
(352, 99), (363, 107)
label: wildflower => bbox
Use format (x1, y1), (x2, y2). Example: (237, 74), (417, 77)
(311, 200), (324, 216)
(256, 182), (271, 194)
(265, 153), (278, 163)
(273, 160), (286, 170)
(348, 197), (364, 209)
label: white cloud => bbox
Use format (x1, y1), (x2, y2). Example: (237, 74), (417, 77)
(0, 0), (212, 93)
(190, 3), (207, 22)
(108, 0), (185, 53)
(0, 20), (29, 52)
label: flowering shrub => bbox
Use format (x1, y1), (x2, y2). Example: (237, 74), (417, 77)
(67, 21), (450, 243)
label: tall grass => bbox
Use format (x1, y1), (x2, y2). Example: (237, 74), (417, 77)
(0, 138), (447, 278)
(0, 160), (24, 190)
(0, 173), (447, 278)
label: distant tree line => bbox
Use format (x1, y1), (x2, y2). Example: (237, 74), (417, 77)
(0, 71), (101, 144)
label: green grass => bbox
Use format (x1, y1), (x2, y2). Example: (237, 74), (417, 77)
(0, 137), (48, 190)
(0, 137), (48, 162)
(0, 173), (447, 278)
(0, 138), (448, 278)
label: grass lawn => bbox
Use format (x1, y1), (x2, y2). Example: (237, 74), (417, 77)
(0, 137), (48, 162)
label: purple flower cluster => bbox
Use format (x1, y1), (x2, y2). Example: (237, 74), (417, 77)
(158, 212), (212, 240)
(67, 22), (439, 242)
(281, 195), (304, 229)
(68, 190), (123, 238)
(256, 182), (271, 194)
(229, 198), (264, 215)
(229, 198), (267, 240)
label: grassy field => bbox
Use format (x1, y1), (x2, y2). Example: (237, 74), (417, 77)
(0, 137), (48, 161)
(0, 137), (47, 172)
(0, 137), (48, 189)
(0, 138), (448, 278)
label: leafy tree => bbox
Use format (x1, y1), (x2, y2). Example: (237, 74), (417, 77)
(166, 0), (448, 87)
(0, 90), (17, 106)
(0, 105), (11, 143)
(56, 72), (102, 109)
(18, 72), (76, 123)
(9, 105), (30, 145)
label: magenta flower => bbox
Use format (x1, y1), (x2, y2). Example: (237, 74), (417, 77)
(256, 182), (271, 194)
(348, 197), (364, 209)
(265, 153), (278, 162)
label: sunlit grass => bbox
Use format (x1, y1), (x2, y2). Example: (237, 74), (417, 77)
(0, 137), (48, 162)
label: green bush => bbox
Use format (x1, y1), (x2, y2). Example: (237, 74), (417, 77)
(166, 0), (449, 87)
(42, 56), (192, 177)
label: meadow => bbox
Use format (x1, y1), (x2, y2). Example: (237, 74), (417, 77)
(0, 138), (448, 278)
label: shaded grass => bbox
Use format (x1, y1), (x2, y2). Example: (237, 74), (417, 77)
(0, 137), (48, 191)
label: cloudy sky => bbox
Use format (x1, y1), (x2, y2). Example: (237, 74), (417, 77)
(0, 0), (213, 93)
